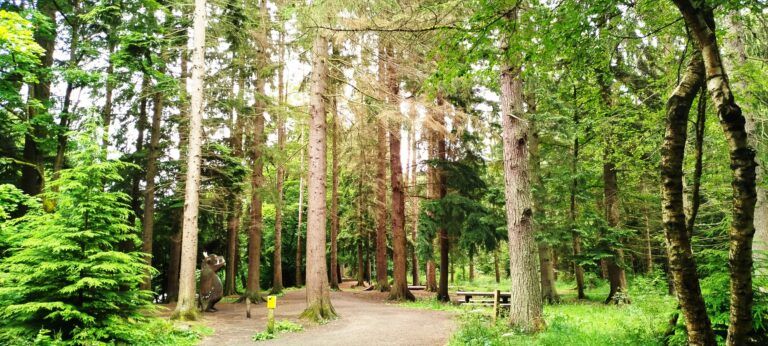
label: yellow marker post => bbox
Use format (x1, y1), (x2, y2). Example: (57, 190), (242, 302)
(267, 296), (276, 333)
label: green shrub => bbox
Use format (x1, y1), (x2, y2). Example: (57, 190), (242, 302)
(0, 134), (156, 344)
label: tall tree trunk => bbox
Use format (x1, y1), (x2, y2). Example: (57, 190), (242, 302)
(102, 40), (116, 150)
(531, 120), (559, 303)
(224, 201), (240, 296)
(330, 95), (341, 290)
(538, 244), (558, 303)
(409, 114), (420, 286)
(53, 4), (80, 179)
(435, 94), (450, 303)
(686, 88), (706, 234)
(673, 3), (758, 343)
(571, 105), (586, 299)
(386, 45), (413, 302)
(603, 159), (629, 304)
(356, 240), (365, 287)
(129, 74), (150, 228)
(140, 69), (165, 291)
(225, 75), (245, 296)
(167, 33), (190, 304)
(644, 206), (654, 275)
(468, 252), (475, 282)
(167, 229), (182, 303)
(300, 33), (336, 321)
(272, 28), (287, 294)
(426, 260), (437, 291)
(246, 96), (266, 303)
(375, 41), (390, 292)
(172, 0), (206, 320)
(245, 0), (269, 304)
(660, 50), (716, 345)
(295, 146), (305, 287)
(356, 176), (365, 287)
(494, 248), (501, 284)
(499, 9), (543, 331)
(725, 12), (768, 280)
(365, 231), (372, 283)
(598, 75), (629, 304)
(21, 0), (56, 197)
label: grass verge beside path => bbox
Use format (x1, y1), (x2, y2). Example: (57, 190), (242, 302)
(401, 277), (676, 345)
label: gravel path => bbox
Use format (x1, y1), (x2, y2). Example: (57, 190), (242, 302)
(193, 282), (456, 346)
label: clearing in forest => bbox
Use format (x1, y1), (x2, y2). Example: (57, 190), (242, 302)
(186, 282), (456, 345)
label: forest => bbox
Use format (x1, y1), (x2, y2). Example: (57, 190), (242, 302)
(1, 0), (768, 345)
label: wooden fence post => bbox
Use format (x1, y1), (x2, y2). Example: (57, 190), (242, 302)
(492, 289), (500, 322)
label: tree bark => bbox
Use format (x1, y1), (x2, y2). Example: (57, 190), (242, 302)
(673, 3), (758, 344)
(167, 31), (190, 304)
(129, 74), (150, 230)
(295, 147), (305, 287)
(598, 75), (629, 304)
(172, 0), (206, 320)
(499, 9), (543, 330)
(725, 12), (768, 281)
(686, 88), (706, 235)
(531, 120), (559, 303)
(356, 240), (365, 287)
(166, 229), (182, 303)
(375, 42), (391, 293)
(102, 40), (116, 150)
(140, 70), (165, 291)
(53, 3), (80, 179)
(225, 75), (245, 296)
(21, 0), (56, 197)
(272, 28), (287, 294)
(246, 96), (266, 303)
(644, 205), (654, 275)
(468, 252), (475, 282)
(330, 95), (341, 290)
(603, 159), (629, 304)
(409, 114), (420, 286)
(356, 174), (365, 287)
(494, 248), (501, 283)
(660, 49), (716, 345)
(300, 33), (336, 321)
(570, 89), (586, 299)
(385, 45), (414, 302)
(435, 94), (450, 303)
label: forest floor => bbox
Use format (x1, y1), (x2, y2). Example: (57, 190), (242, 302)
(161, 280), (457, 345)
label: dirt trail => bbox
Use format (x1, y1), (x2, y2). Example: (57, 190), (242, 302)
(191, 282), (456, 346)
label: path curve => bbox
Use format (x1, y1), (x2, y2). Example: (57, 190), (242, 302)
(197, 285), (456, 346)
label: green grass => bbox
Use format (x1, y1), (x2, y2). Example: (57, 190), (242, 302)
(398, 297), (466, 312)
(133, 319), (214, 346)
(252, 320), (304, 341)
(404, 275), (676, 345)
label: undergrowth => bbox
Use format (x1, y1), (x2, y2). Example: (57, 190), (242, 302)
(251, 320), (304, 341)
(408, 276), (676, 345)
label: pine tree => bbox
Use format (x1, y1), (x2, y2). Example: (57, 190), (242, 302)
(0, 129), (154, 344)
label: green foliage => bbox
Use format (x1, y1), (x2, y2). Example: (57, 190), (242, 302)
(0, 183), (33, 220)
(0, 132), (157, 344)
(251, 320), (303, 341)
(448, 275), (675, 346)
(419, 147), (504, 261)
(0, 9), (45, 81)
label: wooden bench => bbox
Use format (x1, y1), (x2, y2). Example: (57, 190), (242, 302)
(456, 290), (511, 321)
(457, 291), (511, 304)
